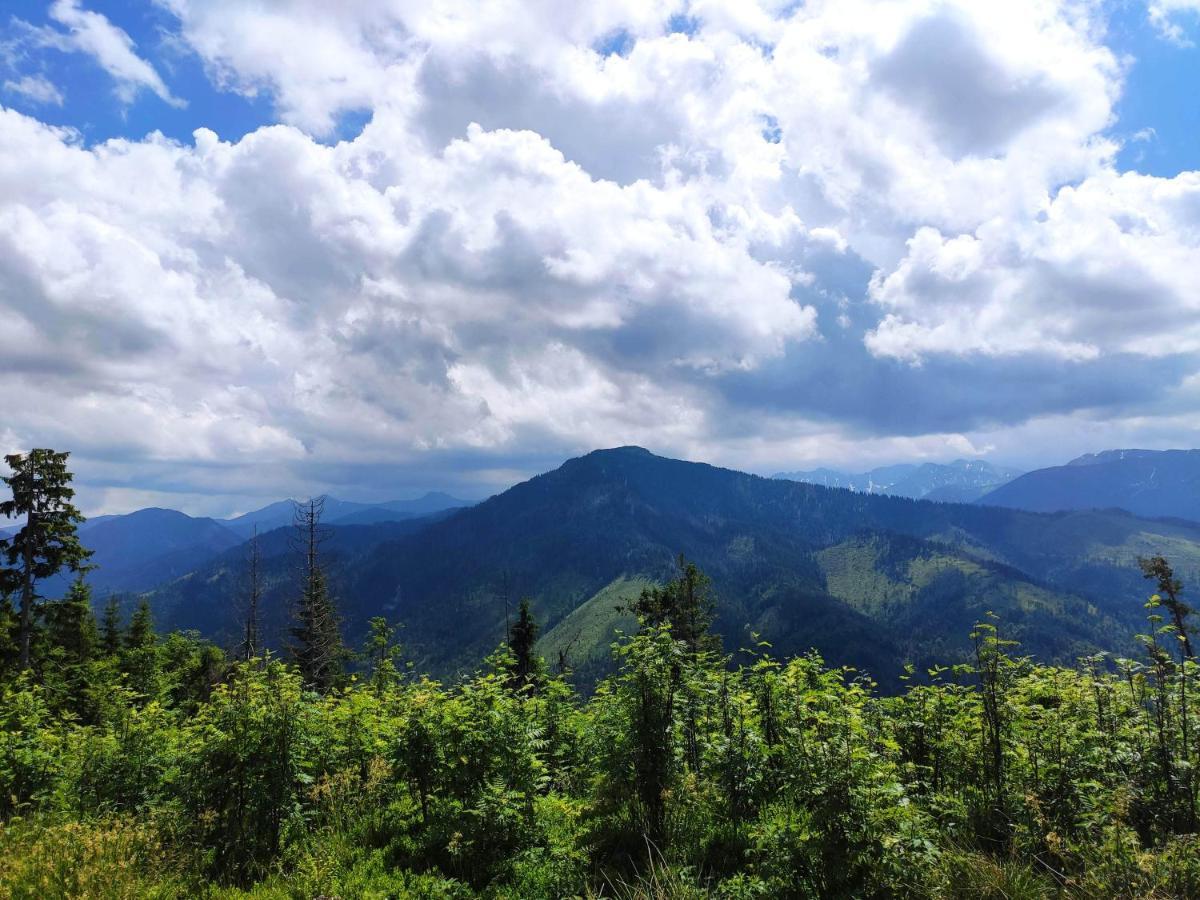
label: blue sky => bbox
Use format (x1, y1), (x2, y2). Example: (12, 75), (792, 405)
(2, 1), (1200, 516)
(3, 0), (272, 145)
(1108, 1), (1200, 175)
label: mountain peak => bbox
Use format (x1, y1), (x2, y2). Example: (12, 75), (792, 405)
(587, 445), (655, 458)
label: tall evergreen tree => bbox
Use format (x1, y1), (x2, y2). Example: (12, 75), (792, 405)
(100, 595), (122, 656)
(289, 498), (343, 692)
(43, 577), (100, 719)
(126, 599), (156, 651)
(508, 597), (540, 688)
(0, 449), (92, 669)
(124, 598), (160, 701)
(44, 576), (98, 665)
(243, 527), (262, 661)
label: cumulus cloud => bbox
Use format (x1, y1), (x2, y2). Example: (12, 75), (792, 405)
(866, 172), (1200, 362)
(0, 103), (814, 505)
(2, 0), (1199, 509)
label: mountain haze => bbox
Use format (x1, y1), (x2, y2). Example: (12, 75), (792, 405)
(44, 508), (242, 597)
(775, 459), (1023, 503)
(979, 449), (1200, 521)
(221, 493), (470, 538)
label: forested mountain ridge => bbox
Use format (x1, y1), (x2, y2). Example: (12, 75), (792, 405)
(143, 446), (1200, 687)
(220, 492), (471, 538)
(19, 494), (470, 600)
(978, 448), (1200, 521)
(42, 507), (242, 597)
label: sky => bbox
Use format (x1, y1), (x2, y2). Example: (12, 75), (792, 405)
(1, 0), (1200, 517)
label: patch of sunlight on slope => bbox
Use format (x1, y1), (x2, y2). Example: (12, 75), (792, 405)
(816, 535), (995, 617)
(924, 526), (1003, 563)
(816, 535), (1069, 620)
(816, 538), (914, 615)
(536, 576), (653, 691)
(907, 554), (986, 586)
(1084, 531), (1200, 574)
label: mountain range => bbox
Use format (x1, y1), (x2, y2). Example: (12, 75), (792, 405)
(978, 449), (1200, 520)
(135, 448), (1200, 690)
(221, 493), (470, 539)
(774, 459), (1024, 503)
(11, 447), (1200, 691)
(22, 492), (470, 598)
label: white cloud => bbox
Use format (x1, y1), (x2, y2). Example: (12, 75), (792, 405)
(0, 103), (814, 503)
(2, 0), (1200, 507)
(39, 0), (183, 107)
(866, 171), (1200, 362)
(3, 74), (64, 106)
(1148, 0), (1200, 43)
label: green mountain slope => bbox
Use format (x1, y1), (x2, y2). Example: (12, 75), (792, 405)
(141, 447), (1200, 688)
(535, 576), (649, 690)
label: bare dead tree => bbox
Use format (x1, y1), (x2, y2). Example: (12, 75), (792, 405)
(289, 497), (343, 691)
(556, 627), (583, 677)
(242, 526), (262, 661)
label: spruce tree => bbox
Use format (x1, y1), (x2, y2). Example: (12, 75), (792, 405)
(289, 498), (343, 692)
(100, 595), (122, 656)
(43, 577), (99, 719)
(124, 598), (159, 700)
(44, 576), (98, 665)
(0, 449), (92, 669)
(508, 597), (540, 688)
(126, 599), (155, 651)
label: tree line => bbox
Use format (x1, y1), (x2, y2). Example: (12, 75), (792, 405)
(1, 450), (1199, 897)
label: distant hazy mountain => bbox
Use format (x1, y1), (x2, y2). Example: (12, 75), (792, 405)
(0, 492), (468, 599)
(141, 447), (1200, 690)
(978, 449), (1200, 520)
(43, 508), (243, 597)
(222, 492), (470, 538)
(774, 459), (1023, 503)
(150, 514), (460, 650)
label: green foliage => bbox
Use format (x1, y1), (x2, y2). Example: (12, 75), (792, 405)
(3, 556), (1200, 898)
(0, 815), (180, 899)
(39, 578), (99, 720)
(99, 595), (121, 657)
(0, 677), (64, 817)
(630, 555), (719, 656)
(362, 615), (404, 693)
